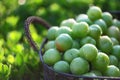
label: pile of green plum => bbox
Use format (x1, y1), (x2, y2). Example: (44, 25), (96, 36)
(43, 6), (120, 77)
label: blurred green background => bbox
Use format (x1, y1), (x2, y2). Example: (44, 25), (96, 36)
(0, 0), (120, 80)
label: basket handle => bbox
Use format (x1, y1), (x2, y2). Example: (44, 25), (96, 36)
(24, 16), (51, 52)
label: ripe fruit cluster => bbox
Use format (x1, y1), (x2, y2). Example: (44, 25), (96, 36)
(43, 6), (120, 77)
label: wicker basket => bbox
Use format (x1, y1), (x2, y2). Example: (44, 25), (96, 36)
(24, 16), (120, 80)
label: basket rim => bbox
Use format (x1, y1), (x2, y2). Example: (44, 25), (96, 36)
(39, 38), (120, 79)
(43, 63), (120, 79)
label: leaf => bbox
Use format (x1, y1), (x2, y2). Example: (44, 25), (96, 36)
(7, 30), (22, 44)
(0, 39), (5, 47)
(0, 63), (11, 78)
(15, 54), (24, 67)
(11, 43), (24, 54)
(7, 55), (15, 64)
(0, 48), (4, 62)
(6, 16), (19, 28)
